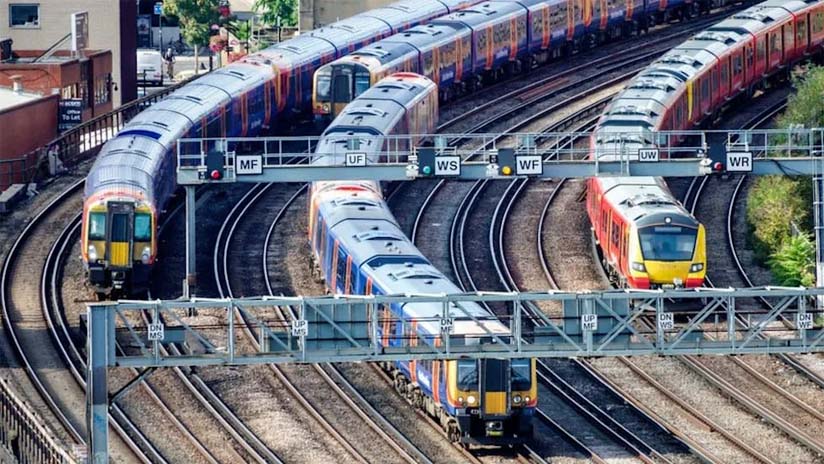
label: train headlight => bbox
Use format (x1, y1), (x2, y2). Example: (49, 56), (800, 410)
(322, 103), (331, 113)
(141, 247), (151, 265)
(458, 396), (464, 406)
(631, 262), (646, 272)
(525, 396), (531, 404)
(467, 395), (476, 405)
(88, 245), (98, 262)
(512, 394), (522, 404)
(690, 263), (704, 273)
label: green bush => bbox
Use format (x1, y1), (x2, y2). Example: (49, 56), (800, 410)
(776, 65), (824, 129)
(767, 234), (816, 287)
(746, 176), (810, 261)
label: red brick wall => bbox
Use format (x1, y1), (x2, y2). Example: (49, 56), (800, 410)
(0, 94), (59, 161)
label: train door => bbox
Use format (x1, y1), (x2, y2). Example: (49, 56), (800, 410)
(480, 359), (510, 418)
(106, 202), (134, 269)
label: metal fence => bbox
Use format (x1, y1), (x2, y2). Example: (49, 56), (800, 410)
(0, 377), (76, 463)
(0, 74), (203, 191)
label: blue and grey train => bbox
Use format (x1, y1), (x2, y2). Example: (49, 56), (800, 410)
(313, 0), (735, 119)
(308, 73), (537, 445)
(81, 0), (484, 294)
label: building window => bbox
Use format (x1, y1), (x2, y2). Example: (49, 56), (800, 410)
(95, 75), (111, 105)
(9, 4), (40, 28)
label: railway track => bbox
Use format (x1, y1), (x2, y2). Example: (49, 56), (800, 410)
(681, 96), (824, 459)
(0, 181), (158, 463)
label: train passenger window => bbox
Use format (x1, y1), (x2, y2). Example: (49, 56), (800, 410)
(757, 38), (766, 62)
(457, 359), (478, 390)
(770, 33), (780, 56)
(89, 213), (106, 240)
(110, 214), (130, 243)
(314, 216), (324, 251)
(814, 13), (824, 34)
(511, 359), (531, 391)
(316, 71), (331, 100)
(798, 19), (807, 44)
(733, 55), (742, 76)
(611, 220), (620, 246)
(336, 247), (347, 289)
(701, 78), (709, 99)
(746, 46), (753, 69)
(134, 214), (151, 242)
(638, 226), (697, 261)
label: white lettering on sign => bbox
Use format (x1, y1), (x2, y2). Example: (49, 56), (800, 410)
(440, 317), (454, 334)
(726, 152), (753, 172)
(515, 155), (542, 175)
(658, 313), (674, 331)
(797, 313), (814, 330)
(581, 314), (598, 331)
(345, 152), (366, 166)
(236, 155), (262, 175)
(148, 323), (165, 341)
(638, 148), (660, 162)
(434, 156), (461, 176)
(291, 319), (308, 337)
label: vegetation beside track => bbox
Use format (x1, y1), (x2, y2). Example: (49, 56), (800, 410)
(746, 65), (824, 287)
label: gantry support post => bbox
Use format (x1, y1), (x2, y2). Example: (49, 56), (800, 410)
(814, 154), (824, 310)
(184, 185), (197, 297)
(86, 303), (114, 464)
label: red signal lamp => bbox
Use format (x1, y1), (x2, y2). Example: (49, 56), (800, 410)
(210, 169), (222, 180)
(712, 161), (724, 172)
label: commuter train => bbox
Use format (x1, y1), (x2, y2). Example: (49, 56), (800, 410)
(587, 0), (824, 289)
(313, 0), (730, 120)
(81, 0), (485, 295)
(309, 73), (536, 445)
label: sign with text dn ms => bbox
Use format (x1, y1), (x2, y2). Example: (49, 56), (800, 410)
(726, 151), (752, 172)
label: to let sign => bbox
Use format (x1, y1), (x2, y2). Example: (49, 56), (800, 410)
(58, 99), (83, 131)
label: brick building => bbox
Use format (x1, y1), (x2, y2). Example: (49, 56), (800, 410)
(0, 84), (58, 186)
(0, 0), (137, 106)
(0, 48), (113, 120)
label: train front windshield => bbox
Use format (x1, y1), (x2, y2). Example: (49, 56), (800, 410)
(639, 225), (697, 261)
(316, 70), (332, 102)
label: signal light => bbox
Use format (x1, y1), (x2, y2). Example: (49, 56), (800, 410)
(210, 169), (222, 180)
(501, 166), (513, 176)
(422, 165), (432, 175)
(713, 161), (724, 172)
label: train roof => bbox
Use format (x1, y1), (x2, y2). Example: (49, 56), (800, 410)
(433, 1), (524, 28)
(335, 218), (424, 266)
(759, 0), (813, 13)
(85, 136), (165, 201)
(357, 0), (450, 31)
(596, 177), (697, 228)
(320, 193), (400, 230)
(346, 41), (420, 67)
(709, 4), (794, 35)
(650, 47), (716, 82)
(306, 16), (392, 55)
(326, 100), (407, 135)
(259, 35), (336, 68)
(386, 22), (469, 49)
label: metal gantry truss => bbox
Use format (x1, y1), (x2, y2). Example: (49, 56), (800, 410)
(87, 287), (824, 462)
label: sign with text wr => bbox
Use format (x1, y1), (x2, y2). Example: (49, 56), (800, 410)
(236, 155), (262, 175)
(726, 152), (752, 172)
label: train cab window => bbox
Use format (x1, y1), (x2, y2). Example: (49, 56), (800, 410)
(89, 212), (106, 240)
(111, 213), (130, 242)
(639, 226), (697, 261)
(134, 213), (151, 242)
(316, 71), (332, 100)
(457, 359), (479, 390)
(511, 358), (531, 391)
(354, 71), (370, 97)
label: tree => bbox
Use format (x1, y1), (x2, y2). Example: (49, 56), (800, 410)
(776, 65), (824, 129)
(253, 0), (298, 28)
(164, 0), (222, 71)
